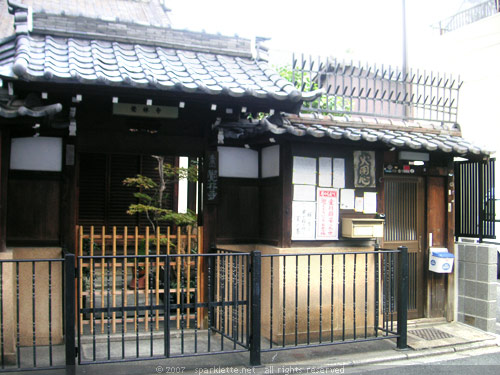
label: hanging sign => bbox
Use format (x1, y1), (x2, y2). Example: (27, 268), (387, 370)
(206, 150), (218, 203)
(316, 188), (339, 240)
(354, 151), (376, 188)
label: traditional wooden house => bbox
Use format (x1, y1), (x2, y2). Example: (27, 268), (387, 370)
(0, 0), (495, 370)
(0, 0), (321, 252)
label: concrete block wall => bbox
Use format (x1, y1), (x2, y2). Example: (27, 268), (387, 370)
(457, 242), (498, 332)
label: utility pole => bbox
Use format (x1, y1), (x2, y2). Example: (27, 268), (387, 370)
(402, 0), (410, 120)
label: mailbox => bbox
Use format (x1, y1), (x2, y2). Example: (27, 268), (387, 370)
(341, 218), (385, 238)
(429, 247), (454, 273)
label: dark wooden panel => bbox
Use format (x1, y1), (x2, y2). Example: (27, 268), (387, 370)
(217, 179), (260, 242)
(260, 182), (281, 242)
(78, 153), (106, 227)
(108, 154), (139, 228)
(428, 177), (446, 247)
(7, 177), (60, 243)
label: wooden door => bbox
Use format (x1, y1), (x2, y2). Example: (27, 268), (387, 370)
(427, 176), (447, 318)
(384, 176), (425, 319)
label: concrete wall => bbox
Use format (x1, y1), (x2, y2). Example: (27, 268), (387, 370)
(0, 247), (64, 365)
(457, 242), (498, 332)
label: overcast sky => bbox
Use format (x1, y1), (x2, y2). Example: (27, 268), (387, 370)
(167, 0), (467, 66)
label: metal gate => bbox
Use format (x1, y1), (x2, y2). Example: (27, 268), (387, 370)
(76, 252), (251, 364)
(455, 158), (496, 240)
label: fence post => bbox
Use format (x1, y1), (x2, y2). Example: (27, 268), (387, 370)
(64, 252), (76, 375)
(250, 251), (261, 366)
(396, 246), (408, 350)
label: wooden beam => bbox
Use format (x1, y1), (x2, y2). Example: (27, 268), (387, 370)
(78, 130), (204, 156)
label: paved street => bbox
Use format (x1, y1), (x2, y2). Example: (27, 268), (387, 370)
(349, 347), (500, 375)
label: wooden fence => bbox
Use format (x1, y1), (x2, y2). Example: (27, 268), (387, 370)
(76, 225), (203, 335)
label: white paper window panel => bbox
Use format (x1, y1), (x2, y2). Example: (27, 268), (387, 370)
(261, 145), (280, 178)
(218, 146), (259, 178)
(10, 137), (63, 172)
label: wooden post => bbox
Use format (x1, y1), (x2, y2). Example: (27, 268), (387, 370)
(78, 226), (84, 334)
(145, 227), (150, 332)
(123, 226), (128, 332)
(155, 227), (161, 330)
(101, 226), (106, 333)
(112, 226), (117, 333)
(90, 226), (94, 334)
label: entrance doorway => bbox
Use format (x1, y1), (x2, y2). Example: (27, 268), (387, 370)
(384, 176), (425, 319)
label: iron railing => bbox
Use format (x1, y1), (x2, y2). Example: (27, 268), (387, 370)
(290, 54), (461, 123)
(0, 252), (75, 374)
(1, 246), (409, 369)
(455, 158), (496, 240)
(258, 247), (408, 356)
(436, 0), (500, 35)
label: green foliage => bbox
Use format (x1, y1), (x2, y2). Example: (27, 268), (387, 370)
(123, 156), (198, 232)
(276, 65), (351, 114)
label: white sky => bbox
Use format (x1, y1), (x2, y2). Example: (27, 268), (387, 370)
(167, 0), (467, 66)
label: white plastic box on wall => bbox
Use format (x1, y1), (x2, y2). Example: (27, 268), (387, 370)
(429, 247), (454, 273)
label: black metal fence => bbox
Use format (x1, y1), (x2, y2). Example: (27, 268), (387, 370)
(0, 247), (409, 370)
(258, 247), (407, 355)
(455, 158), (496, 240)
(0, 252), (75, 374)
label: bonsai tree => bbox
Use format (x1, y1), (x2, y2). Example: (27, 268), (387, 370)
(124, 156), (198, 289)
(123, 155), (198, 234)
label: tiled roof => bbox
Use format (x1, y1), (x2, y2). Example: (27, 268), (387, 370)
(0, 91), (62, 118)
(5, 0), (171, 34)
(215, 113), (493, 157)
(0, 34), (322, 103)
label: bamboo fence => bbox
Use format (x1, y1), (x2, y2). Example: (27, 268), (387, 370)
(76, 225), (203, 335)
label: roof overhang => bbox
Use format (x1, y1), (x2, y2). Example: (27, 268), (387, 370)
(214, 113), (493, 159)
(0, 34), (322, 113)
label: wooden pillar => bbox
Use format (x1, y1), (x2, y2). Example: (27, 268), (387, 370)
(446, 161), (456, 322)
(280, 142), (292, 248)
(60, 140), (78, 252)
(187, 157), (197, 213)
(0, 128), (10, 252)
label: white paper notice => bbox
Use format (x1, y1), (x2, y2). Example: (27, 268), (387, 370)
(363, 192), (377, 214)
(332, 158), (345, 188)
(316, 188), (339, 240)
(355, 197), (364, 212)
(340, 189), (355, 210)
(293, 185), (316, 201)
(318, 157), (332, 187)
(291, 201), (316, 240)
(292, 157), (317, 185)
